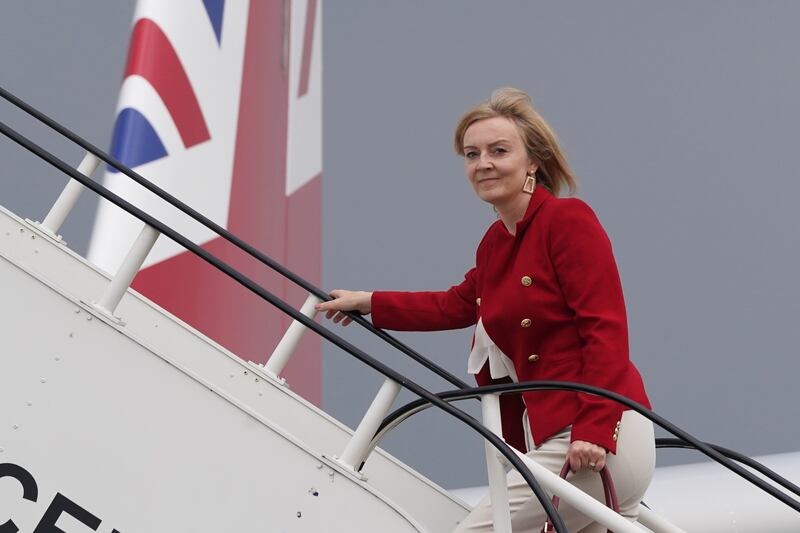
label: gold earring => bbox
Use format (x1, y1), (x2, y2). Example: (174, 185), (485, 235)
(522, 172), (536, 194)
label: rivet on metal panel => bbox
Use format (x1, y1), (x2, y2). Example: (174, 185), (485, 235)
(86, 315), (92, 321)
(26, 401), (32, 407)
(31, 234), (35, 240)
(12, 424), (19, 430)
(243, 370), (248, 375)
(19, 228), (24, 233)
(254, 378), (259, 382)
(34, 249), (39, 254)
(229, 374), (234, 378)
(308, 488), (319, 497)
(75, 308), (80, 314)
(40, 378), (47, 384)
(0, 447), (4, 453)
(258, 392), (263, 397)
(316, 463), (324, 470)
(68, 332), (74, 338)
(54, 356), (61, 361)
(296, 511), (302, 518)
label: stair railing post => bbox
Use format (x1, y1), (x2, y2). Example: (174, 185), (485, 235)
(337, 378), (402, 472)
(482, 393), (513, 533)
(263, 293), (321, 382)
(39, 152), (101, 238)
(638, 506), (686, 533)
(92, 223), (160, 320)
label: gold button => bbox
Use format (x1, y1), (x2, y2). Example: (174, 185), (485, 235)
(528, 354), (540, 362)
(521, 318), (532, 328)
(521, 275), (533, 287)
(476, 297), (481, 306)
(612, 433), (618, 442)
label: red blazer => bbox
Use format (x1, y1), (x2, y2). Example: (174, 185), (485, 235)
(371, 186), (650, 454)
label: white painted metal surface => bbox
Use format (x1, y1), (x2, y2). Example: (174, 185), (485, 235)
(93, 223), (160, 318)
(0, 257), (423, 531)
(339, 378), (402, 472)
(264, 292), (322, 382)
(481, 393), (512, 533)
(637, 506), (685, 533)
(40, 152), (100, 238)
(0, 206), (469, 532)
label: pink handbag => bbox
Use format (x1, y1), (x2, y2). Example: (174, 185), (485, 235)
(542, 461), (619, 533)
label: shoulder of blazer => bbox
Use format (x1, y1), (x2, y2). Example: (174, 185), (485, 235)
(542, 195), (596, 219)
(540, 196), (604, 233)
(541, 196), (613, 258)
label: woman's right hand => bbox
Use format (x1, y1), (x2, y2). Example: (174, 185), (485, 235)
(315, 289), (373, 326)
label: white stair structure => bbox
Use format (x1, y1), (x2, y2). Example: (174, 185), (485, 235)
(0, 205), (468, 532)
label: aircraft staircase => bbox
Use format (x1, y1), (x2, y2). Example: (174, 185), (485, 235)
(1, 86), (800, 532)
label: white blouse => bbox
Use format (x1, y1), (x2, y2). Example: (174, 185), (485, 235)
(467, 318), (518, 383)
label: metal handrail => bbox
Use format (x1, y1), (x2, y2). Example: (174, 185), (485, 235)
(0, 85), (470, 391)
(0, 118), (568, 533)
(364, 381), (800, 514)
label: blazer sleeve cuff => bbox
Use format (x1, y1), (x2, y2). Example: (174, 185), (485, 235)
(570, 407), (626, 455)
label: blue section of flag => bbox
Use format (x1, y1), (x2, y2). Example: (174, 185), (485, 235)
(202, 0), (225, 44)
(108, 108), (168, 172)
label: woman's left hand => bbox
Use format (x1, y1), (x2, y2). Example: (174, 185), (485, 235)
(567, 440), (606, 472)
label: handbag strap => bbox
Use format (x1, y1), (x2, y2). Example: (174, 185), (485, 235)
(542, 460), (620, 533)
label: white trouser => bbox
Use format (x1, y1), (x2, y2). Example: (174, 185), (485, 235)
(453, 410), (656, 533)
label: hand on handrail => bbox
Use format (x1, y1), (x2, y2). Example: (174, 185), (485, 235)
(316, 289), (373, 326)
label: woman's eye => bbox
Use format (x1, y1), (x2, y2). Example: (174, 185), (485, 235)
(494, 147), (508, 154)
(465, 151), (478, 159)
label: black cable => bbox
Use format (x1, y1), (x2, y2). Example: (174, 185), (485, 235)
(0, 85), (469, 391)
(0, 119), (568, 533)
(655, 438), (800, 499)
(366, 381), (800, 515)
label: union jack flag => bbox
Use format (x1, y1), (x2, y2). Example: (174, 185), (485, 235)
(89, 0), (322, 404)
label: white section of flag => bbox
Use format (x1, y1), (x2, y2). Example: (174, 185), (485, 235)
(286, 0), (323, 196)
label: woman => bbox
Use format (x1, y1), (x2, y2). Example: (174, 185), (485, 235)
(316, 88), (655, 532)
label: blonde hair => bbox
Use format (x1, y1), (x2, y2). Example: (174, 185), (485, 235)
(454, 87), (576, 196)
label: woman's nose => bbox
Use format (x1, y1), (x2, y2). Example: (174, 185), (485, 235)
(476, 154), (493, 169)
